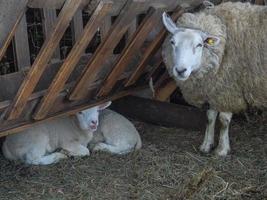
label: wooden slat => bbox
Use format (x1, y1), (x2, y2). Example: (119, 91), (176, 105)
(69, 0), (148, 101)
(100, 16), (112, 40)
(72, 9), (84, 42)
(6, 0), (84, 120)
(33, 1), (113, 120)
(97, 8), (161, 97)
(42, 8), (61, 60)
(0, 0), (28, 61)
(125, 7), (184, 87)
(154, 79), (177, 101)
(14, 13), (31, 69)
(0, 86), (147, 137)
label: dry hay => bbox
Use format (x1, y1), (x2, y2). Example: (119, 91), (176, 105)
(0, 112), (266, 200)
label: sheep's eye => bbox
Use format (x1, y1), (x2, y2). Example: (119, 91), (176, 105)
(170, 40), (175, 45)
(196, 43), (203, 48)
(78, 111), (82, 114)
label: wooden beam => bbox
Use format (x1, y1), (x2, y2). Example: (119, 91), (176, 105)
(6, 0), (84, 120)
(100, 16), (112, 40)
(0, 0), (28, 61)
(42, 8), (61, 60)
(69, 0), (148, 101)
(125, 7), (184, 87)
(33, 1), (113, 120)
(154, 79), (177, 101)
(97, 8), (161, 97)
(0, 86), (147, 137)
(14, 13), (31, 70)
(111, 96), (206, 131)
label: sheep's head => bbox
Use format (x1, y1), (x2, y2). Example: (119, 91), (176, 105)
(162, 12), (225, 81)
(75, 101), (111, 132)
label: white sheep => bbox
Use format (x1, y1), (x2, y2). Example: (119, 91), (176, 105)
(89, 109), (142, 155)
(2, 102), (111, 165)
(162, 2), (267, 156)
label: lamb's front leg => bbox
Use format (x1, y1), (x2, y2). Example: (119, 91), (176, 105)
(200, 109), (218, 153)
(62, 142), (90, 157)
(215, 112), (232, 156)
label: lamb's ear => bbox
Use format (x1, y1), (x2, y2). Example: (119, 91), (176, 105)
(162, 12), (178, 34)
(98, 101), (112, 110)
(201, 32), (220, 47)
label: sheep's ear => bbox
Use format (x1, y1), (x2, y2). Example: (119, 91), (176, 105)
(98, 101), (112, 110)
(162, 12), (178, 34)
(202, 32), (220, 47)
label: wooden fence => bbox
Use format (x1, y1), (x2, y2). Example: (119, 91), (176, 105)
(0, 0), (188, 136)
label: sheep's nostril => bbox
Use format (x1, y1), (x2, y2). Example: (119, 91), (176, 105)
(176, 68), (187, 75)
(91, 120), (97, 125)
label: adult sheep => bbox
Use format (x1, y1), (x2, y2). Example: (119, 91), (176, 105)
(162, 2), (267, 156)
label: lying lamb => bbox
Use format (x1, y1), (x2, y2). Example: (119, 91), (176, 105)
(162, 2), (267, 156)
(2, 102), (111, 165)
(89, 109), (142, 155)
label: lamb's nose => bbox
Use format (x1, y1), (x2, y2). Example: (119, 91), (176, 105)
(176, 68), (187, 76)
(91, 120), (97, 125)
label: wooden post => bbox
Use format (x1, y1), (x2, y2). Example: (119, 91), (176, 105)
(14, 13), (31, 69)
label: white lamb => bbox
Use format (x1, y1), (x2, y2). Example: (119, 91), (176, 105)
(89, 109), (142, 155)
(162, 2), (267, 156)
(2, 102), (111, 165)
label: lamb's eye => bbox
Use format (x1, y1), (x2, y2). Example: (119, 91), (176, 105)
(170, 40), (175, 45)
(78, 111), (82, 114)
(196, 43), (203, 48)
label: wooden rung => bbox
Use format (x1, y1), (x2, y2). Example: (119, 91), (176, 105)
(5, 0), (84, 121)
(33, 1), (113, 120)
(14, 13), (31, 70)
(100, 16), (112, 40)
(125, 7), (184, 87)
(69, 0), (148, 101)
(42, 8), (61, 60)
(97, 8), (161, 97)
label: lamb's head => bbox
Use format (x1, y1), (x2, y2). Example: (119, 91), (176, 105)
(75, 101), (111, 132)
(162, 12), (226, 81)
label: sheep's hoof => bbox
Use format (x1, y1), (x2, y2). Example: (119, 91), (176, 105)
(214, 146), (230, 157)
(199, 143), (213, 153)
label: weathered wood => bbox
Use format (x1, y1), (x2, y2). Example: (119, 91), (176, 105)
(69, 0), (149, 101)
(6, 0), (84, 120)
(125, 7), (184, 87)
(0, 0), (28, 61)
(155, 79), (177, 101)
(97, 8), (161, 97)
(33, 1), (113, 120)
(0, 86), (147, 137)
(72, 9), (84, 42)
(111, 96), (206, 131)
(14, 13), (31, 70)
(42, 8), (61, 60)
(100, 16), (112, 40)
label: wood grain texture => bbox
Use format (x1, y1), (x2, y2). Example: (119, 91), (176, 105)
(97, 8), (161, 97)
(69, 0), (148, 101)
(6, 0), (84, 120)
(33, 0), (113, 120)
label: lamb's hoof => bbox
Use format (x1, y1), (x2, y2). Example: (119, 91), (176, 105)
(199, 143), (213, 153)
(214, 147), (230, 157)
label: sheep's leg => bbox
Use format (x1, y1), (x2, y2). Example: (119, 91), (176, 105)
(62, 142), (90, 157)
(92, 142), (130, 155)
(215, 112), (232, 156)
(26, 152), (67, 165)
(200, 109), (218, 153)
